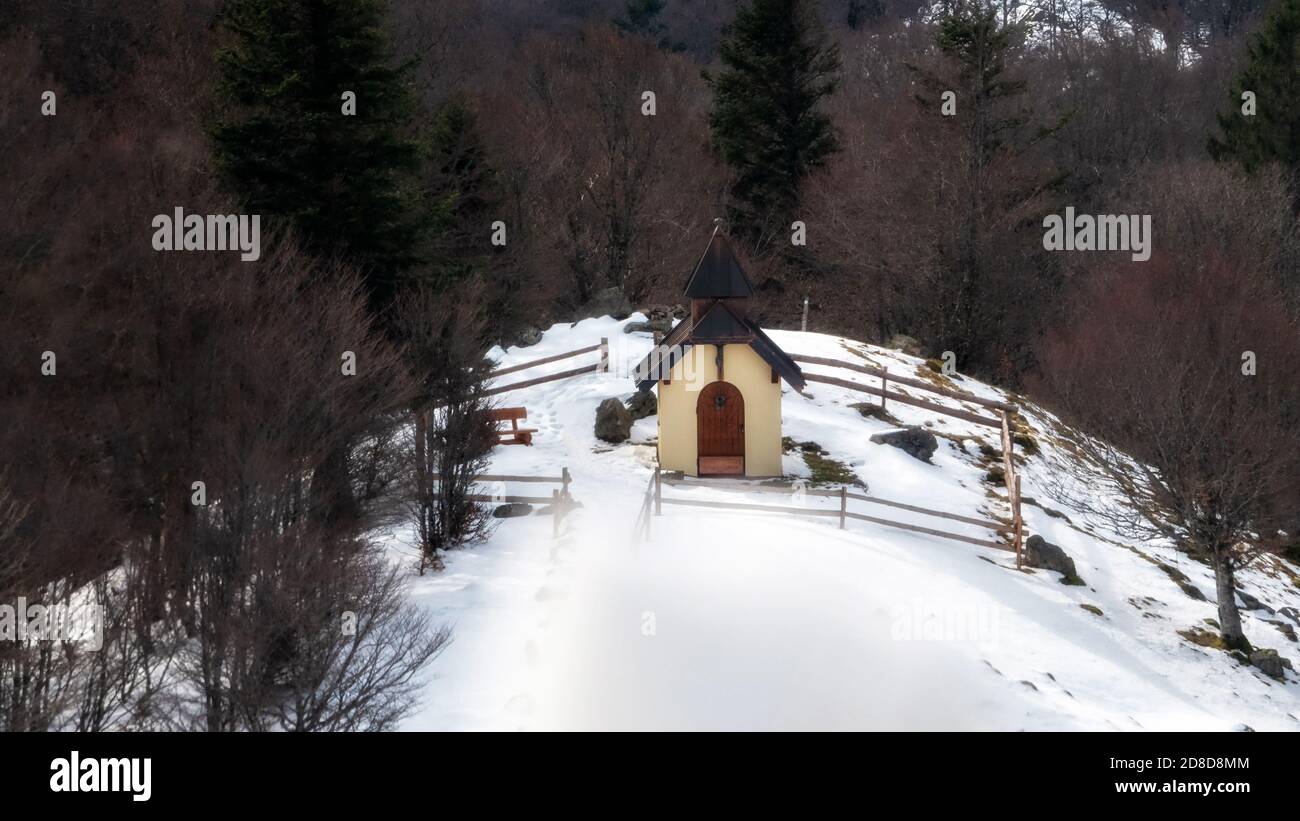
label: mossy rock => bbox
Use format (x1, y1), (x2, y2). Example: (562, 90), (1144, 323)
(1079, 604), (1104, 617)
(849, 402), (900, 425)
(1156, 562), (1208, 601)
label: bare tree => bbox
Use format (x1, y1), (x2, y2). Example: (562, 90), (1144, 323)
(1031, 255), (1300, 650)
(392, 285), (498, 573)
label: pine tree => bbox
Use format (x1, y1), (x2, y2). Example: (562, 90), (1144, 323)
(616, 0), (669, 44)
(210, 0), (425, 312)
(1209, 0), (1300, 206)
(907, 1), (1051, 372)
(707, 0), (840, 248)
(427, 97), (498, 290)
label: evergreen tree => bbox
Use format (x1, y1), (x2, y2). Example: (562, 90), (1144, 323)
(707, 0), (840, 248)
(1209, 0), (1300, 207)
(907, 1), (1052, 372)
(616, 0), (667, 39)
(426, 97), (500, 290)
(210, 0), (425, 312)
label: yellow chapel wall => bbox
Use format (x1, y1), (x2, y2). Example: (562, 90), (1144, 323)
(656, 343), (784, 477)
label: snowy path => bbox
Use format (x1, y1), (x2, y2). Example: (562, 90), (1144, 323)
(393, 316), (1300, 731)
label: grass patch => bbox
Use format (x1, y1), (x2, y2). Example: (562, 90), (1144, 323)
(983, 465), (1006, 487)
(802, 451), (860, 486)
(917, 362), (960, 390)
(1179, 626), (1228, 651)
(1178, 625), (1254, 657)
(1012, 432), (1040, 457)
(1079, 604), (1104, 617)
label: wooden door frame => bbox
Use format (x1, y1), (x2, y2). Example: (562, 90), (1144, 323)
(696, 380), (745, 476)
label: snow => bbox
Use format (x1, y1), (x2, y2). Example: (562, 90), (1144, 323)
(389, 314), (1300, 731)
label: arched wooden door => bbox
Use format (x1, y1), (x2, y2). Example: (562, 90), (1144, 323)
(697, 381), (745, 476)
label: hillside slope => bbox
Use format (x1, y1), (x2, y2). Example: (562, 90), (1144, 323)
(391, 315), (1300, 731)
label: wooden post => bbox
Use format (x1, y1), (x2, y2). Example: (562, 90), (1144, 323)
(654, 467), (662, 516)
(1000, 410), (1024, 567)
(1008, 478), (1019, 566)
(561, 466), (571, 500)
(552, 488), (560, 539)
(599, 337), (609, 372)
(801, 295), (809, 332)
(881, 368), (888, 412)
(839, 486), (847, 529)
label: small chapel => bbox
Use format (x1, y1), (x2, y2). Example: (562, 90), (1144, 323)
(634, 230), (805, 477)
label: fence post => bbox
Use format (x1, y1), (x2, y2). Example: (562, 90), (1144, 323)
(599, 337), (609, 372)
(561, 466), (571, 500)
(552, 488), (560, 539)
(801, 295), (809, 332)
(1008, 475), (1019, 571)
(839, 485), (847, 529)
(882, 368), (888, 412)
(654, 467), (662, 516)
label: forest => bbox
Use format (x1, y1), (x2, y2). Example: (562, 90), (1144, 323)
(1, 0), (1299, 731)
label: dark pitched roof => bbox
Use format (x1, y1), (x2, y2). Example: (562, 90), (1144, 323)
(689, 299), (752, 343)
(632, 301), (805, 392)
(683, 229), (755, 299)
(747, 323), (805, 392)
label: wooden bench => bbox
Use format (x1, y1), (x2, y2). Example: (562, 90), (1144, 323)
(486, 407), (538, 446)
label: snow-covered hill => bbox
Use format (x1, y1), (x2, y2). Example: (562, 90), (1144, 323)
(389, 315), (1300, 731)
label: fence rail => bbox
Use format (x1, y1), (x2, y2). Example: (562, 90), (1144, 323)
(786, 352), (1029, 567)
(801, 371), (1002, 428)
(483, 339), (609, 397)
(640, 469), (1013, 553)
(790, 353), (1018, 414)
(436, 468), (575, 538)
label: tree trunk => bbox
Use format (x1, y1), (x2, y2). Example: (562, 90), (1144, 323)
(1212, 553), (1248, 651)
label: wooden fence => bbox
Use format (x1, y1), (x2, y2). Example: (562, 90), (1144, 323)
(483, 339), (610, 397)
(636, 469), (1014, 553)
(789, 352), (1028, 567)
(437, 469), (576, 538)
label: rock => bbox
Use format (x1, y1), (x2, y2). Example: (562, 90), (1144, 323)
(1278, 606), (1300, 626)
(492, 502), (534, 519)
(513, 326), (543, 348)
(626, 390), (657, 420)
(594, 397), (634, 443)
(1267, 619), (1298, 643)
(885, 334), (924, 357)
(641, 304), (687, 322)
(579, 287), (633, 321)
(1237, 589), (1274, 614)
(624, 318), (675, 335)
(1025, 535), (1085, 585)
(1248, 648), (1292, 680)
(869, 426), (938, 464)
